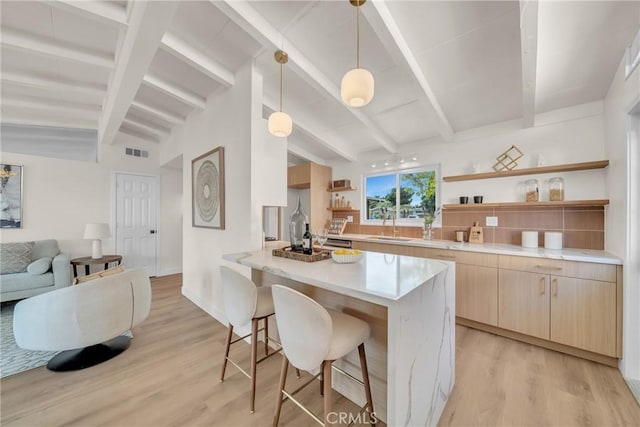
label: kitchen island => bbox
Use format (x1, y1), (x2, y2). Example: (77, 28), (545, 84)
(223, 248), (455, 426)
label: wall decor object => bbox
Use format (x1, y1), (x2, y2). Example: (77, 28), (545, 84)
(492, 145), (524, 171)
(0, 164), (23, 229)
(192, 147), (225, 229)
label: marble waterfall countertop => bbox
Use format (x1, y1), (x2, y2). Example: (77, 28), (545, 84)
(223, 248), (450, 306)
(332, 233), (622, 265)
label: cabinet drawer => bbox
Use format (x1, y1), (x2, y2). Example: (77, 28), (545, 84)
(498, 255), (616, 282)
(420, 249), (498, 268)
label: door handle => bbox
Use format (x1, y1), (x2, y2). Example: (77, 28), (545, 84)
(150, 230), (156, 234)
(539, 277), (545, 295)
(552, 278), (558, 297)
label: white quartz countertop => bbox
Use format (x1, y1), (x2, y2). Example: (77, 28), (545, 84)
(223, 248), (451, 306)
(330, 233), (622, 265)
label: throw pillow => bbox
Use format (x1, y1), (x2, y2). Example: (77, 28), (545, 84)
(27, 257), (53, 275)
(73, 265), (125, 284)
(0, 242), (35, 274)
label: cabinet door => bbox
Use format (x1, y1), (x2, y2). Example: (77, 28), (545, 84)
(456, 264), (498, 326)
(550, 276), (616, 356)
(287, 164), (311, 188)
(498, 270), (550, 339)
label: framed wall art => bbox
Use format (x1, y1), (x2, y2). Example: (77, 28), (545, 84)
(192, 147), (225, 229)
(0, 164), (23, 229)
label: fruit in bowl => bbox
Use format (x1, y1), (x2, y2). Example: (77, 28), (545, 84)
(331, 249), (364, 264)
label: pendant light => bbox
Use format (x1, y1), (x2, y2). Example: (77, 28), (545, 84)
(268, 50), (292, 137)
(341, 0), (374, 107)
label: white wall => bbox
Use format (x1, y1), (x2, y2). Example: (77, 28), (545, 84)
(604, 56), (640, 380)
(0, 134), (183, 276)
(168, 60), (286, 325)
(331, 102), (608, 215)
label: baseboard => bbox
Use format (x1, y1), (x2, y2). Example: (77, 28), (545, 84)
(157, 268), (182, 277)
(181, 286), (226, 325)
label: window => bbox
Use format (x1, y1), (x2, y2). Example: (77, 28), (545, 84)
(363, 165), (440, 224)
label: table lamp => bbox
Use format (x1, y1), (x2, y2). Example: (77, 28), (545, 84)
(84, 223), (111, 259)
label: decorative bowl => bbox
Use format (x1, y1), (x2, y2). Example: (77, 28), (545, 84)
(331, 251), (364, 264)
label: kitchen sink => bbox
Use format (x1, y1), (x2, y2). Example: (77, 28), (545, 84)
(368, 236), (413, 242)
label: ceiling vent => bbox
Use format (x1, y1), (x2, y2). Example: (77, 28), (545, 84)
(125, 147), (149, 158)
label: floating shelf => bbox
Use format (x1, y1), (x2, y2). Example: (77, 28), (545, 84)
(442, 160), (609, 182)
(327, 207), (358, 212)
(442, 199), (610, 209)
(327, 187), (357, 192)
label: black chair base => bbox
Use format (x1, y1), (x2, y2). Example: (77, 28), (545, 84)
(47, 335), (131, 372)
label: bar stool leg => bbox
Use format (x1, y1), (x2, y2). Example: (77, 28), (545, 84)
(264, 317), (269, 356)
(358, 344), (375, 424)
(323, 360), (333, 426)
(250, 318), (259, 413)
(220, 325), (234, 382)
(320, 370), (324, 396)
(273, 355), (289, 427)
(296, 368), (301, 379)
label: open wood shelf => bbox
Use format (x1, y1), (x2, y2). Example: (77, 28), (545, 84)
(327, 207), (359, 212)
(442, 199), (610, 209)
(442, 160), (609, 182)
(327, 187), (357, 192)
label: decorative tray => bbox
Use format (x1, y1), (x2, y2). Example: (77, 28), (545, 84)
(272, 247), (332, 263)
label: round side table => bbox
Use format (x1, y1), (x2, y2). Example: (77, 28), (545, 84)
(70, 255), (123, 278)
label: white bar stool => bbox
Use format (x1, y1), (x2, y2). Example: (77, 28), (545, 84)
(220, 266), (297, 413)
(271, 285), (375, 426)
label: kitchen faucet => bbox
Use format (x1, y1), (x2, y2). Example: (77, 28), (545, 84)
(381, 209), (399, 237)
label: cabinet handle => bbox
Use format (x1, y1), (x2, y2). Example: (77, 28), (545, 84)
(535, 264), (562, 271)
(552, 278), (558, 297)
(539, 277), (545, 295)
(436, 254), (456, 259)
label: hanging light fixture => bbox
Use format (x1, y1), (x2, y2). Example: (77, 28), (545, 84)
(341, 0), (374, 107)
(268, 50), (292, 137)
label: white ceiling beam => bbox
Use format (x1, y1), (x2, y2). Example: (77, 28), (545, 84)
(122, 118), (169, 138)
(1, 28), (113, 68)
(519, 0), (539, 127)
(1, 72), (106, 99)
(160, 32), (235, 87)
(47, 0), (128, 28)
(118, 125), (160, 143)
(2, 97), (100, 118)
(363, 1), (454, 142)
(287, 142), (327, 166)
(212, 0), (399, 155)
(130, 101), (185, 125)
(0, 112), (96, 129)
(264, 98), (358, 162)
(142, 74), (206, 110)
(98, 1), (179, 145)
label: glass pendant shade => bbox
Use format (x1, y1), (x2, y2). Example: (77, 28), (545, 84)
(289, 195), (309, 252)
(341, 68), (374, 107)
(268, 111), (292, 137)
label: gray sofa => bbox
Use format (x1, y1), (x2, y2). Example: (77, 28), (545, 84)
(0, 240), (71, 302)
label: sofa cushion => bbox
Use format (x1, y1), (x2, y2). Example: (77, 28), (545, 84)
(27, 257), (53, 275)
(0, 272), (54, 292)
(31, 240), (60, 260)
(0, 242), (35, 274)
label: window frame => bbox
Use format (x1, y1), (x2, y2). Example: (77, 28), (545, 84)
(361, 164), (441, 227)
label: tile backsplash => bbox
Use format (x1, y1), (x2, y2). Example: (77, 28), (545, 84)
(334, 206), (605, 250)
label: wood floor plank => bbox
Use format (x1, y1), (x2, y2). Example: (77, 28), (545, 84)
(1, 274), (638, 426)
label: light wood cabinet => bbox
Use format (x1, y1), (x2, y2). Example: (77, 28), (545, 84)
(498, 270), (550, 339)
(287, 163), (332, 231)
(550, 276), (616, 356)
(457, 264), (498, 326)
(287, 163), (311, 188)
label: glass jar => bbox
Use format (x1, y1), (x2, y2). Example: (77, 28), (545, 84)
(524, 179), (539, 202)
(549, 177), (564, 201)
(289, 195), (309, 252)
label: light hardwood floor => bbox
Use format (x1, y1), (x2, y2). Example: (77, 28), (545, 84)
(1, 274), (638, 426)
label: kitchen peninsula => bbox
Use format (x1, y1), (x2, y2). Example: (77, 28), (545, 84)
(223, 248), (455, 426)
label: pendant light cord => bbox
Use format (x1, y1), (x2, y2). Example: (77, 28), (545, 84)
(280, 62), (283, 112)
(356, 0), (360, 68)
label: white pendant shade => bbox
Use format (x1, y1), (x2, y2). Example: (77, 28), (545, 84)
(268, 111), (292, 137)
(341, 68), (374, 107)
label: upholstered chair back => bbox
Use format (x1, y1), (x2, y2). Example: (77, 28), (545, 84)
(220, 266), (258, 328)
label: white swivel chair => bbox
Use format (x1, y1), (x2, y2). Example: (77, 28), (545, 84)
(219, 266), (298, 413)
(271, 285), (375, 426)
(13, 268), (151, 371)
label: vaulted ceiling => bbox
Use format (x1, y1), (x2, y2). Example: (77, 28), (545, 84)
(1, 1), (638, 164)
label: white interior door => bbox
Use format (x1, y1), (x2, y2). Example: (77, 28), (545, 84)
(115, 173), (158, 276)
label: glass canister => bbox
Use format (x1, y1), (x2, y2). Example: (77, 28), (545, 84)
(549, 177), (565, 201)
(289, 195), (309, 252)
(524, 179), (539, 202)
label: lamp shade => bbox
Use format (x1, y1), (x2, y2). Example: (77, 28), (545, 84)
(268, 111), (292, 137)
(84, 223), (111, 239)
(341, 68), (374, 107)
